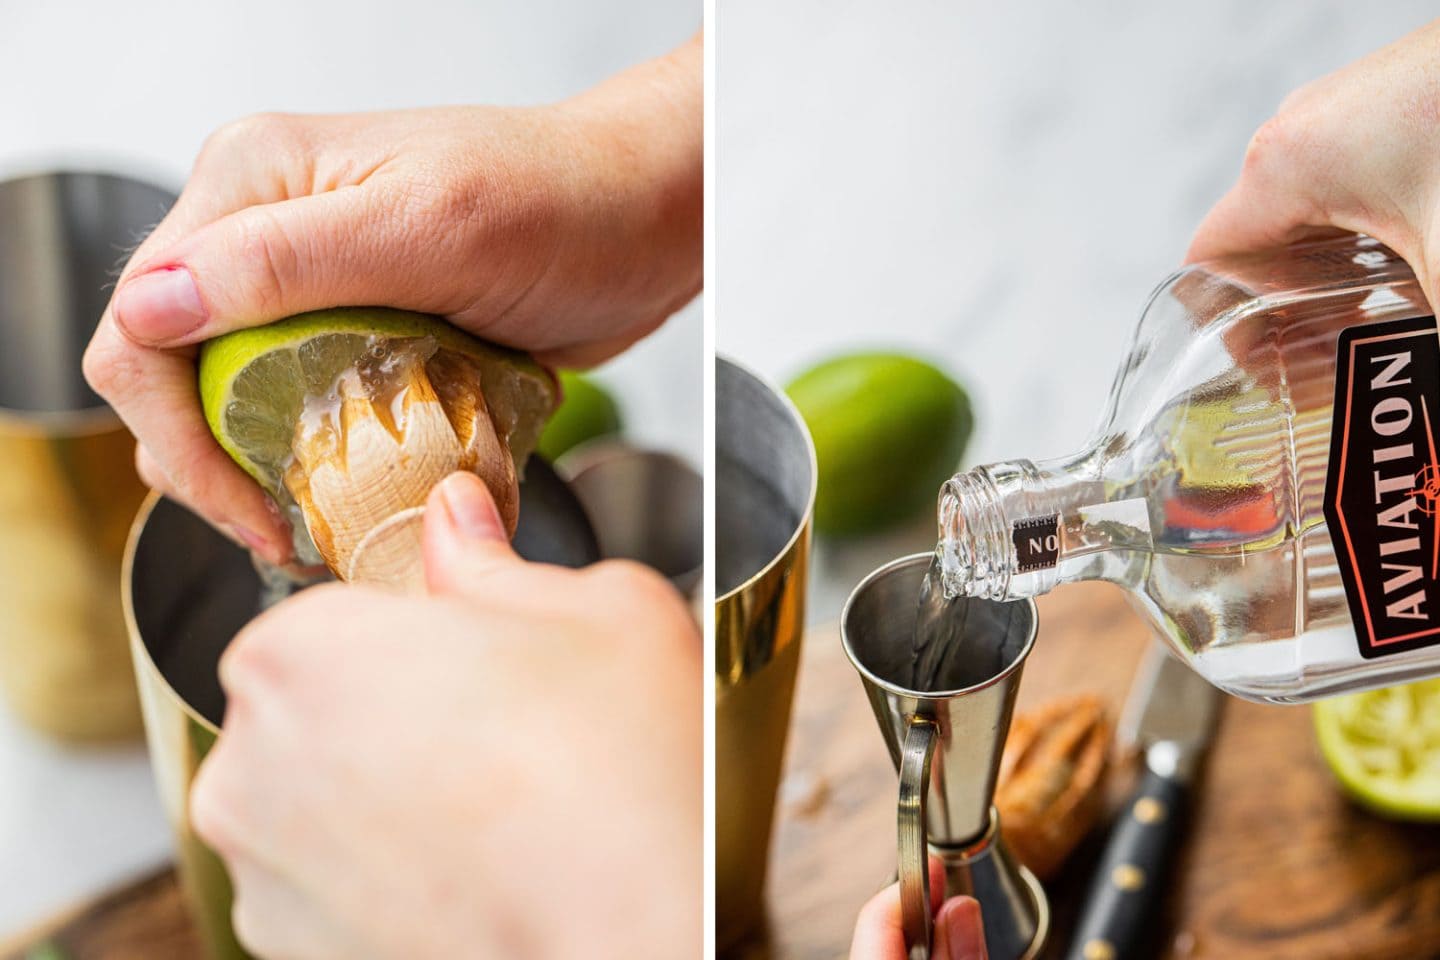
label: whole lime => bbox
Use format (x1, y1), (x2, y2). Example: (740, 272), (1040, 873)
(787, 352), (972, 536)
(537, 371), (623, 462)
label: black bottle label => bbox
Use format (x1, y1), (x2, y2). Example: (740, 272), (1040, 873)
(1013, 515), (1060, 572)
(1326, 315), (1440, 658)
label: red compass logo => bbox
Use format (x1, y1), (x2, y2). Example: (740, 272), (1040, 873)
(1410, 463), (1440, 517)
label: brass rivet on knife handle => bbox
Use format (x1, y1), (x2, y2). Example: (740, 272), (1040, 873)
(1110, 863), (1146, 892)
(1133, 796), (1167, 824)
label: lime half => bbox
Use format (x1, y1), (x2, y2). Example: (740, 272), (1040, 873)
(1314, 680), (1440, 820)
(199, 307), (556, 498)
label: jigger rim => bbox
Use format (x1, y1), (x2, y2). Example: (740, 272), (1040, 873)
(840, 552), (1038, 700)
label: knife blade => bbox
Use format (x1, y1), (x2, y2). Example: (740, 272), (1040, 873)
(1064, 645), (1222, 960)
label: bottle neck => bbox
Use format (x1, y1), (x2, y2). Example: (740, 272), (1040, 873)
(938, 448), (1140, 600)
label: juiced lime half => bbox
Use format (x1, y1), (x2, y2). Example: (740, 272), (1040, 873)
(1314, 680), (1440, 820)
(198, 307), (557, 505)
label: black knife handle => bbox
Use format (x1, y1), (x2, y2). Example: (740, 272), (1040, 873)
(1064, 767), (1189, 960)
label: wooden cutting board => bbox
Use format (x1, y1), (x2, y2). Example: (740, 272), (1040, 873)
(0, 867), (200, 960)
(727, 581), (1440, 960)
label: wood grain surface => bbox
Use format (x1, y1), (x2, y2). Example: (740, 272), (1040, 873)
(728, 581), (1440, 960)
(0, 867), (200, 960)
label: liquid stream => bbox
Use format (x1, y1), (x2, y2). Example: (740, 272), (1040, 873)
(910, 555), (1011, 692)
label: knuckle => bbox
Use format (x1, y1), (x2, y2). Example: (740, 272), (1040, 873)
(388, 158), (526, 252)
(390, 164), (471, 232)
(234, 207), (303, 316)
(229, 892), (278, 960)
(79, 338), (110, 392)
(189, 755), (238, 853)
(590, 559), (660, 594)
(217, 583), (353, 692)
(589, 560), (690, 623)
(162, 470), (216, 525)
(1243, 113), (1304, 177)
(199, 112), (298, 164)
(217, 619), (290, 700)
(80, 330), (132, 396)
(133, 445), (162, 490)
(1275, 87), (1310, 119)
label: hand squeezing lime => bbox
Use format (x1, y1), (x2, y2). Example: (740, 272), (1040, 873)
(1314, 680), (1440, 820)
(199, 307), (556, 579)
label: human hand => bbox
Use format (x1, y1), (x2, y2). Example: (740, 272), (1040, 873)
(1188, 19), (1440, 305)
(83, 36), (700, 564)
(189, 471), (701, 959)
(848, 872), (988, 960)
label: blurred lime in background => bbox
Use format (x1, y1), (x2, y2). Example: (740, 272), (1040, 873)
(538, 370), (624, 462)
(786, 351), (972, 536)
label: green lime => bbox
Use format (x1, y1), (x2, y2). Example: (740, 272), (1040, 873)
(538, 371), (623, 462)
(1314, 680), (1440, 820)
(198, 307), (556, 498)
(786, 351), (972, 536)
(25, 943), (70, 960)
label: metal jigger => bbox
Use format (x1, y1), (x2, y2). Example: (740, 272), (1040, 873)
(842, 554), (1049, 960)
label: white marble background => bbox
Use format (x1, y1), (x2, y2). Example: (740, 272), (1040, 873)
(718, 0), (1440, 620)
(0, 0), (698, 939)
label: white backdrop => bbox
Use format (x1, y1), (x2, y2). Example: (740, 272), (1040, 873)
(718, 1), (1439, 619)
(0, 0), (698, 936)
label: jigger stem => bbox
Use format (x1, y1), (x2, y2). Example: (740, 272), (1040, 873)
(928, 809), (1049, 960)
(898, 725), (1048, 959)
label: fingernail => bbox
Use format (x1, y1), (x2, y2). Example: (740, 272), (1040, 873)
(939, 897), (987, 960)
(262, 497), (295, 555)
(229, 524), (271, 557)
(438, 473), (505, 541)
(113, 267), (207, 344)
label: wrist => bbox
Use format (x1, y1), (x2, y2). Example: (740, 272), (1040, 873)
(555, 40), (702, 313)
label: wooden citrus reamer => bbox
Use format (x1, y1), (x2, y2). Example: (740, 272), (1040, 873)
(282, 340), (520, 593)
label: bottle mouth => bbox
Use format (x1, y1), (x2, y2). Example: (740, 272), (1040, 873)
(936, 484), (970, 599)
(937, 471), (1010, 600)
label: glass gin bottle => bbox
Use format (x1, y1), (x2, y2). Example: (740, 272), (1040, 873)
(939, 235), (1440, 703)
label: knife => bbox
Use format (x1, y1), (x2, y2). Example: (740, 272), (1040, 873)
(1063, 645), (1222, 960)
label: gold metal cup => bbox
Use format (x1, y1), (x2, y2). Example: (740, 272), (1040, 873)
(715, 357), (816, 948)
(124, 493), (257, 960)
(0, 170), (174, 741)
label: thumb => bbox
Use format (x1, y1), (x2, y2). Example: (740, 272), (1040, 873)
(1186, 177), (1326, 265)
(933, 896), (987, 960)
(110, 189), (440, 347)
(422, 472), (524, 597)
